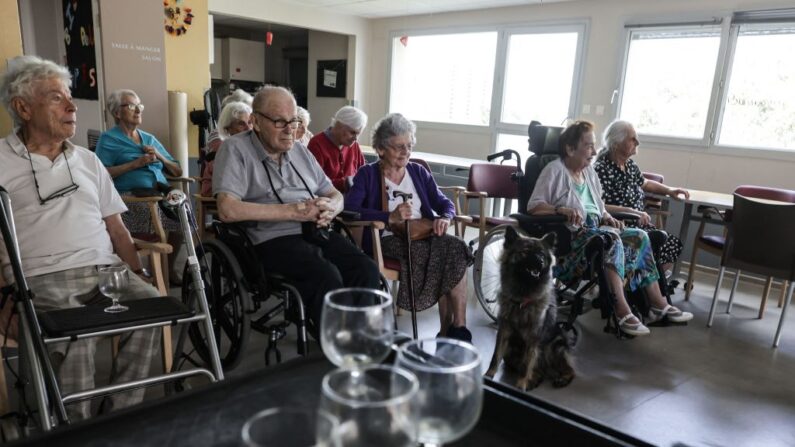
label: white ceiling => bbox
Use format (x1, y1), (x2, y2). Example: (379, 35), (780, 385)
(272, 0), (557, 19)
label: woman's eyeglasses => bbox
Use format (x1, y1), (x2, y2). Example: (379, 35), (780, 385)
(253, 111), (301, 129)
(122, 103), (145, 112)
(27, 150), (80, 205)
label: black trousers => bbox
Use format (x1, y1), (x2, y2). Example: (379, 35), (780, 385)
(255, 232), (381, 335)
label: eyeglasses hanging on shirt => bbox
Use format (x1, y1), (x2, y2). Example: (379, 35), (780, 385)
(26, 148), (80, 205)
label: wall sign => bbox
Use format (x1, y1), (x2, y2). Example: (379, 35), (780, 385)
(316, 59), (346, 98)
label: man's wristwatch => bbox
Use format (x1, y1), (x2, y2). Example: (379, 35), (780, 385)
(134, 268), (152, 279)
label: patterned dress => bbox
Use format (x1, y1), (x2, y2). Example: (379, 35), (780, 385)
(593, 153), (683, 265)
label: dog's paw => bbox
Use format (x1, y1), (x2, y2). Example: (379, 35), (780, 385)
(551, 373), (574, 388)
(526, 376), (543, 390)
(484, 369), (497, 378)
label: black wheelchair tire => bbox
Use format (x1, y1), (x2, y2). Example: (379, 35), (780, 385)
(473, 225), (513, 322)
(181, 239), (251, 370)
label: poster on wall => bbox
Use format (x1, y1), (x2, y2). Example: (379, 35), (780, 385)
(62, 0), (98, 100)
(316, 60), (347, 98)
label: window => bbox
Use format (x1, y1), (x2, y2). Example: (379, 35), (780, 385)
(389, 32), (498, 126)
(501, 31), (580, 126)
(717, 24), (795, 150)
(618, 28), (722, 140)
(617, 11), (795, 153)
(388, 24), (585, 153)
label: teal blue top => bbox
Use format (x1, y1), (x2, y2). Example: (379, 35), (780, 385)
(95, 126), (177, 192)
(573, 181), (600, 218)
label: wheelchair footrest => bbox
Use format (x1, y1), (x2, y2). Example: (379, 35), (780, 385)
(39, 297), (194, 338)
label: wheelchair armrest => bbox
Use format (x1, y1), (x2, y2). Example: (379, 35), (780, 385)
(509, 213), (567, 225)
(134, 239), (174, 255)
(453, 215), (473, 224)
(611, 211), (639, 223)
(343, 220), (386, 230)
(338, 210), (361, 221)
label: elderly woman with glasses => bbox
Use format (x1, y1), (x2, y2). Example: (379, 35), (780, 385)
(528, 120), (693, 337)
(594, 120), (690, 276)
(200, 101), (252, 196)
(345, 113), (474, 342)
(95, 89), (183, 267)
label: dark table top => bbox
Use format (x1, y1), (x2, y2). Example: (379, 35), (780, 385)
(18, 354), (651, 446)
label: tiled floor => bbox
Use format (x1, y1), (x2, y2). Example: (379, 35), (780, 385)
(213, 266), (795, 447)
(9, 260), (792, 445)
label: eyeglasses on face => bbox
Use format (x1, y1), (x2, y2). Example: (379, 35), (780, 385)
(122, 103), (145, 112)
(26, 150), (80, 205)
(385, 143), (414, 152)
(253, 111), (301, 129)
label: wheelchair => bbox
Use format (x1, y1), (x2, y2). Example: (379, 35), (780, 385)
(175, 211), (370, 372)
(472, 125), (681, 340)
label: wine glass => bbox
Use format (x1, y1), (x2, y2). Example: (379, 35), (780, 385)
(320, 288), (394, 368)
(99, 265), (129, 313)
(320, 365), (418, 447)
(396, 338), (483, 446)
(241, 406), (340, 447)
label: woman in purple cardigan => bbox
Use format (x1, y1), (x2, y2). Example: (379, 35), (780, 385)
(345, 113), (474, 342)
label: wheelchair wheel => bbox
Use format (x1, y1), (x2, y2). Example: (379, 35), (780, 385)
(182, 239), (251, 370)
(473, 225), (512, 322)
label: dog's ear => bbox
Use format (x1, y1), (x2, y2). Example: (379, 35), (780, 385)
(541, 231), (557, 249)
(504, 226), (520, 246)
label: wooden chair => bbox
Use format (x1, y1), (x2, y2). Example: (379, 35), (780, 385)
(687, 185), (795, 319)
(451, 163), (519, 246)
(707, 193), (795, 347)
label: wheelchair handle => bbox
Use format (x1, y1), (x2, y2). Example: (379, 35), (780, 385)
(487, 149), (523, 176)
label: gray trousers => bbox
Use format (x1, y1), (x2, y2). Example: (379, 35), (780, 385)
(25, 265), (160, 421)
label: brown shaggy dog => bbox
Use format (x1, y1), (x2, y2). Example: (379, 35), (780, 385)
(485, 227), (575, 391)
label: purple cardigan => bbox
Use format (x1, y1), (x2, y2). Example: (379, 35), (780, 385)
(345, 161), (456, 254)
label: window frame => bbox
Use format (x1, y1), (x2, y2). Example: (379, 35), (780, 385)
(386, 20), (589, 155)
(615, 12), (795, 160)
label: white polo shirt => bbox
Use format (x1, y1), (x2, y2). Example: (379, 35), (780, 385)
(0, 131), (127, 282)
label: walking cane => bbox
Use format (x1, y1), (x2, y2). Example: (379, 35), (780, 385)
(392, 190), (418, 339)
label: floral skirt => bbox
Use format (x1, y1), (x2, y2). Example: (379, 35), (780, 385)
(555, 216), (659, 292)
(121, 199), (180, 235)
(381, 233), (474, 312)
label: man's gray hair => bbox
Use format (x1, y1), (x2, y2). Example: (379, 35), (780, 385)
(218, 101), (253, 138)
(332, 106), (367, 131)
(107, 89), (139, 124)
(252, 85), (296, 113)
(221, 89), (253, 108)
(0, 55), (71, 126)
(297, 106), (311, 126)
(602, 119), (634, 151)
(371, 113), (416, 150)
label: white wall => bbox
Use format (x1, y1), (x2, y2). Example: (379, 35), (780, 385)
(307, 30), (349, 135)
(367, 0), (795, 193)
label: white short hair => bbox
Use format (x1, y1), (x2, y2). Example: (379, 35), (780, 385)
(107, 89), (139, 124)
(297, 106), (311, 126)
(218, 101), (253, 138)
(331, 106), (367, 131)
(602, 120), (634, 151)
(221, 89), (253, 108)
(0, 55), (71, 126)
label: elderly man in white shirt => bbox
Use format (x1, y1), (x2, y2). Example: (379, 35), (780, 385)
(0, 56), (159, 421)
